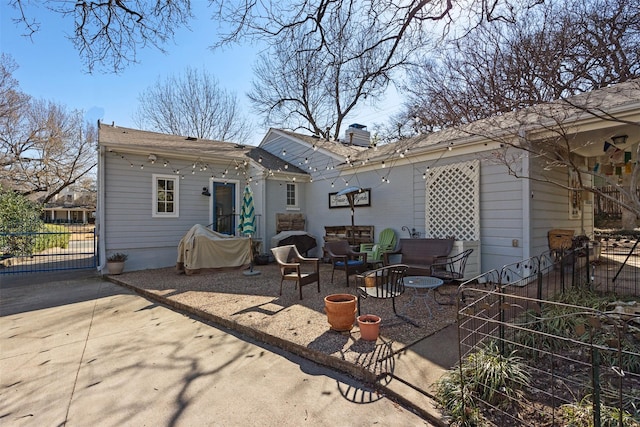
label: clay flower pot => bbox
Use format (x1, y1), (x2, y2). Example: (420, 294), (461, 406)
(324, 293), (357, 331)
(107, 261), (125, 275)
(357, 314), (381, 341)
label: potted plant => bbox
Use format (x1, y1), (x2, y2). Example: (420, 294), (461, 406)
(357, 314), (381, 341)
(107, 252), (128, 275)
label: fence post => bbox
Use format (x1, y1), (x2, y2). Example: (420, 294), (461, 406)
(592, 347), (602, 427)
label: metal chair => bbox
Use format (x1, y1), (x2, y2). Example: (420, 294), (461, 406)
(430, 249), (473, 305)
(324, 240), (367, 286)
(271, 245), (320, 299)
(430, 249), (473, 283)
(356, 264), (410, 323)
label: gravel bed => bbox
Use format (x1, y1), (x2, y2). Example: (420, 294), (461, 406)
(111, 263), (458, 371)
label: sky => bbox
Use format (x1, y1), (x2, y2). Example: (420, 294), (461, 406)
(0, 2), (402, 146)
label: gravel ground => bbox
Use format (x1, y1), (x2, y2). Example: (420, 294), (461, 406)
(111, 262), (458, 372)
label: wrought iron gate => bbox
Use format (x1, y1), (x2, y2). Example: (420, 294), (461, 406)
(0, 224), (97, 275)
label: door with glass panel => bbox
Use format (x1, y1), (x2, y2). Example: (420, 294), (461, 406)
(213, 182), (236, 234)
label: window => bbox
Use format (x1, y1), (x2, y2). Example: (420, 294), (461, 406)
(153, 174), (179, 218)
(286, 183), (297, 208)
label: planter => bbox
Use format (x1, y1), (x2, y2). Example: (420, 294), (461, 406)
(357, 314), (381, 341)
(324, 293), (357, 331)
(364, 270), (382, 287)
(254, 254), (270, 265)
(107, 261), (125, 275)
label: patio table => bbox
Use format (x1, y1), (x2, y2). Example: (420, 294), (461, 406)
(402, 276), (444, 318)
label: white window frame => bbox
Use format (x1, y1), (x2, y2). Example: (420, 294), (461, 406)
(152, 174), (179, 218)
(286, 182), (298, 209)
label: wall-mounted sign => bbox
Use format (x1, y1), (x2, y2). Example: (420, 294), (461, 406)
(329, 188), (371, 209)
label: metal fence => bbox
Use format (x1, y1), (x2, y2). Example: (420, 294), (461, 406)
(454, 239), (640, 426)
(594, 186), (640, 220)
(0, 224), (97, 275)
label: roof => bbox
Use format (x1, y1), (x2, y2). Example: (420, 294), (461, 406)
(353, 79), (640, 163)
(98, 123), (307, 175)
(273, 129), (369, 159)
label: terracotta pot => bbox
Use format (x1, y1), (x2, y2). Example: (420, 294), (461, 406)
(357, 314), (381, 341)
(324, 293), (357, 331)
(107, 261), (125, 275)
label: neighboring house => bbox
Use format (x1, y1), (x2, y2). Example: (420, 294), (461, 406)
(42, 187), (96, 224)
(97, 81), (639, 275)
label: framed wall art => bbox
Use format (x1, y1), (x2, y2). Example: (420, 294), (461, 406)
(328, 188), (371, 209)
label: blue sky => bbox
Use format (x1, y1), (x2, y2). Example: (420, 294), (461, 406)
(1, 2), (400, 145)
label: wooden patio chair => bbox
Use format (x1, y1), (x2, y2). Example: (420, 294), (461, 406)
(271, 244), (320, 300)
(324, 240), (367, 286)
(360, 227), (397, 267)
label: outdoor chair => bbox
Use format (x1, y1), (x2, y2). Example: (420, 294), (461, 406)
(355, 264), (410, 324)
(324, 240), (367, 287)
(430, 249), (473, 304)
(271, 244), (320, 300)
(430, 249), (473, 283)
(359, 227), (397, 268)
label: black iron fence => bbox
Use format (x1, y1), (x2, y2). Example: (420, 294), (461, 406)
(594, 186), (640, 220)
(0, 224), (97, 275)
(452, 238), (640, 426)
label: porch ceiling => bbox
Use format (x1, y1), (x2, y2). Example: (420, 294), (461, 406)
(571, 123), (638, 158)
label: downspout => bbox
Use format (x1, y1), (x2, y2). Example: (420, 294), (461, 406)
(520, 131), (532, 260)
(97, 144), (107, 273)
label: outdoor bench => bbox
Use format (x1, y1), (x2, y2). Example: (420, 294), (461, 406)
(383, 238), (455, 276)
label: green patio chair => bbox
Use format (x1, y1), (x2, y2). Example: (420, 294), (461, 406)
(360, 228), (397, 267)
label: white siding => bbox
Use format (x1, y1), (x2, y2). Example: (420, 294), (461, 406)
(530, 156), (593, 256)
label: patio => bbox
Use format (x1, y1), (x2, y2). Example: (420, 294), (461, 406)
(108, 262), (459, 378)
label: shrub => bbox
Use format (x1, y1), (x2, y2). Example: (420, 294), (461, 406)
(435, 341), (531, 425)
(0, 188), (43, 256)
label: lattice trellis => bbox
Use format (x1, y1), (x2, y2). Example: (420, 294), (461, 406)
(425, 160), (480, 241)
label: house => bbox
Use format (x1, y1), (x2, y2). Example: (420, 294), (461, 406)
(42, 186), (96, 224)
(97, 81), (640, 275)
(96, 124), (303, 272)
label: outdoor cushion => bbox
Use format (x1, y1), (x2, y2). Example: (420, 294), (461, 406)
(335, 260), (364, 267)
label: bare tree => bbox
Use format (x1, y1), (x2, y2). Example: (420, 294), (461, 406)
(457, 81), (640, 229)
(0, 55), (97, 203)
(134, 67), (253, 142)
(215, 0), (532, 139)
(401, 0), (640, 132)
(248, 15), (409, 140)
(391, 0), (640, 228)
(8, 0), (193, 73)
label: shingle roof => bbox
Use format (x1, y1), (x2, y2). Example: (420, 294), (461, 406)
(353, 79), (640, 163)
(275, 129), (369, 159)
(98, 124), (308, 175)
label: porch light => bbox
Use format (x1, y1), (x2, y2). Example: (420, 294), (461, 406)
(201, 187), (211, 197)
(612, 135), (628, 145)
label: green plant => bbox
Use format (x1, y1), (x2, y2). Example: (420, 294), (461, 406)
(0, 187), (43, 256)
(435, 368), (485, 426)
(33, 224), (70, 252)
(435, 341), (531, 425)
(107, 252), (128, 262)
(560, 395), (640, 427)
